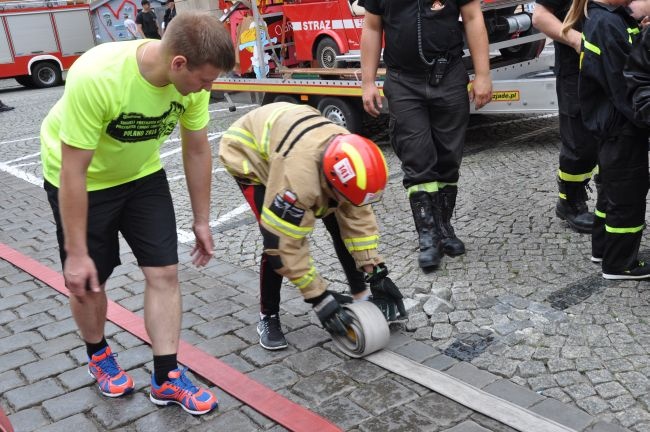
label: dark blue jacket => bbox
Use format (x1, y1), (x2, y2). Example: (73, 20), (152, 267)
(579, 1), (640, 135)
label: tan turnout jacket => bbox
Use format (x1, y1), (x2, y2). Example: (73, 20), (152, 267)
(219, 102), (383, 299)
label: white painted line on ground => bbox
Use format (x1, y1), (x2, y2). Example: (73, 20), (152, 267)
(367, 350), (576, 432)
(177, 203), (251, 243)
(0, 136), (39, 145)
(160, 132), (224, 159)
(3, 152), (41, 164)
(12, 161), (40, 168)
(0, 162), (42, 186)
(208, 203), (250, 228)
(167, 167), (227, 182)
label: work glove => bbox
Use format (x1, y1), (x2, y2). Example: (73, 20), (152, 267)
(365, 264), (408, 322)
(306, 291), (353, 336)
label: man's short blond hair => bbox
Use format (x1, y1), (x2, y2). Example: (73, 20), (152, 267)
(162, 11), (235, 72)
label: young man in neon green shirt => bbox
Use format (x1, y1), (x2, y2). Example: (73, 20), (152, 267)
(41, 12), (234, 415)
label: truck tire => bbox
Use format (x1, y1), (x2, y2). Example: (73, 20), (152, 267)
(262, 93), (300, 105)
(31, 62), (63, 88)
(316, 37), (344, 69)
(317, 97), (362, 134)
(15, 75), (35, 88)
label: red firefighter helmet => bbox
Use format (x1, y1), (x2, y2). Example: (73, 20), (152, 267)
(322, 134), (389, 206)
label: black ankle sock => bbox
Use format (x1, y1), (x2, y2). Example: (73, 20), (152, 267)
(86, 337), (108, 358)
(153, 354), (178, 386)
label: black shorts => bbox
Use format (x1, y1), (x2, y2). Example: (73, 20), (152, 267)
(45, 169), (179, 284)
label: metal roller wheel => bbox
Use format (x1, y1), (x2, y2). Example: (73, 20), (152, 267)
(331, 301), (390, 358)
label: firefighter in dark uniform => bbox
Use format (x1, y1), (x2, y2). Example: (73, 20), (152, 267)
(219, 103), (407, 350)
(564, 0), (649, 279)
(533, 0), (598, 237)
(361, 0), (492, 271)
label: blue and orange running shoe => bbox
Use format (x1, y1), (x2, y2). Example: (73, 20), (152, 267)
(88, 346), (135, 397)
(149, 368), (218, 415)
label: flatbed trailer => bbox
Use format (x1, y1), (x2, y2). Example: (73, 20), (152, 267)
(213, 0), (558, 134)
(212, 51), (557, 133)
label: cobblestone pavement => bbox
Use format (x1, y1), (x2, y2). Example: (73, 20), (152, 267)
(0, 79), (645, 431)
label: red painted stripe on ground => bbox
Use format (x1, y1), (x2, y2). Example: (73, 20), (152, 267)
(0, 406), (14, 432)
(0, 243), (341, 432)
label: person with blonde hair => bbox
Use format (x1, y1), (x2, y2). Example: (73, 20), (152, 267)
(533, 0), (597, 235)
(40, 12), (235, 414)
(562, 0), (649, 279)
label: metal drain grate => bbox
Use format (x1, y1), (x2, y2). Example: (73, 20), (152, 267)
(443, 331), (495, 362)
(546, 274), (604, 310)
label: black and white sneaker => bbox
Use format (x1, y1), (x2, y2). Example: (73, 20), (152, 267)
(603, 261), (650, 280)
(591, 256), (603, 264)
(257, 315), (288, 350)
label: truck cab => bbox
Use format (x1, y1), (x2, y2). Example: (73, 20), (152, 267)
(282, 0), (364, 68)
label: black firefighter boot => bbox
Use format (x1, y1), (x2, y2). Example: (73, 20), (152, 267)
(555, 179), (594, 234)
(409, 191), (443, 269)
(438, 187), (466, 256)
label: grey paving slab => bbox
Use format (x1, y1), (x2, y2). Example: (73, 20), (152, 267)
(42, 387), (103, 421)
(446, 362), (500, 389)
(193, 410), (262, 432)
(292, 370), (358, 405)
(348, 377), (419, 416)
(529, 398), (594, 431)
(442, 421), (492, 432)
(4, 378), (66, 411)
(19, 352), (76, 383)
(6, 407), (49, 432)
(315, 396), (372, 431)
(282, 347), (343, 376)
(90, 392), (157, 429)
(246, 363), (300, 390)
(358, 405), (439, 432)
(39, 414), (100, 432)
(482, 379), (546, 408)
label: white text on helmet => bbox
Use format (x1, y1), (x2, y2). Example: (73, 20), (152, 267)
(333, 158), (356, 184)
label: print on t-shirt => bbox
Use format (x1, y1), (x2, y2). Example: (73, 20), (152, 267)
(106, 101), (185, 142)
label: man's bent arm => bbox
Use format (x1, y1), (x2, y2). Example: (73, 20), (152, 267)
(462, 0), (493, 109)
(181, 125), (214, 266)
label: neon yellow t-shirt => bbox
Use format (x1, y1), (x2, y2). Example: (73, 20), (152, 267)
(40, 40), (210, 191)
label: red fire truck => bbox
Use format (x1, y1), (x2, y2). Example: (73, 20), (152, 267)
(0, 0), (95, 88)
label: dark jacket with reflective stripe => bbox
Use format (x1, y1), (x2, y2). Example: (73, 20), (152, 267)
(625, 25), (650, 127)
(579, 1), (640, 136)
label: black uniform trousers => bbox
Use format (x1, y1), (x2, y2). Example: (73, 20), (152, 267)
(236, 181), (366, 316)
(383, 59), (470, 189)
(594, 124), (649, 272)
(556, 67), (598, 180)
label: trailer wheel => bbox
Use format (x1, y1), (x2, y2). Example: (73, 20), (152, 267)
(31, 62), (62, 88)
(317, 97), (362, 134)
(262, 93), (300, 105)
(316, 37), (344, 69)
(15, 75), (35, 88)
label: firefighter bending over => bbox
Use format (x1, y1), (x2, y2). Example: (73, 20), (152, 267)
(219, 102), (407, 350)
